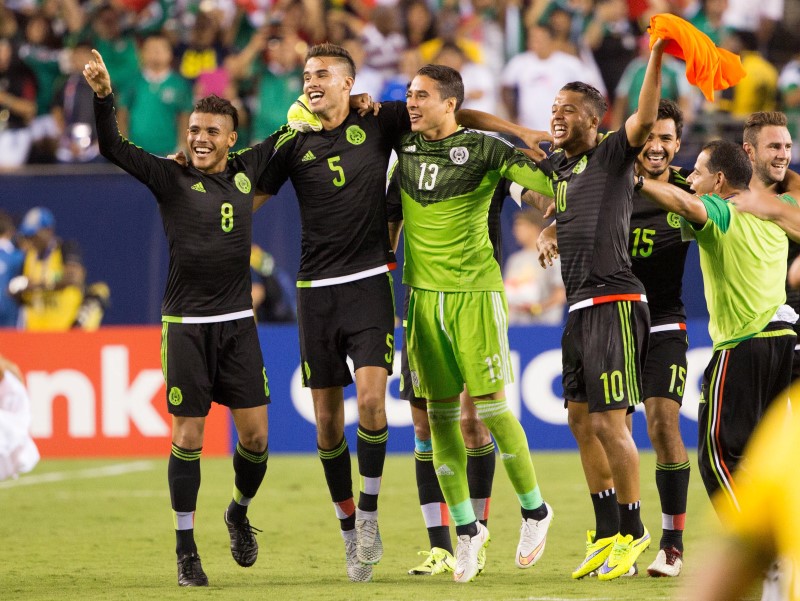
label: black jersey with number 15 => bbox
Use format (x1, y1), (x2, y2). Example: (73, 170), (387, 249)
(630, 167), (692, 326)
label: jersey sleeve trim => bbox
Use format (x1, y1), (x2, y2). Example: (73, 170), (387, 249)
(699, 193), (732, 233)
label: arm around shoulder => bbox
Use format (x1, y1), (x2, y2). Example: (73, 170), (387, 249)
(639, 177), (708, 225)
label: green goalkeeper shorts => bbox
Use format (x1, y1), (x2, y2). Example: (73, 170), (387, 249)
(406, 287), (513, 400)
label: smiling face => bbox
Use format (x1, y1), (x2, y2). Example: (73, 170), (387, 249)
(406, 74), (456, 139)
(636, 118), (680, 179)
(687, 149), (718, 195)
(747, 124), (792, 188)
(550, 89), (598, 155)
(302, 56), (353, 120)
(186, 112), (237, 174)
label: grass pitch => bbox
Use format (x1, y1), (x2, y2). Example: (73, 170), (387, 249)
(0, 452), (757, 601)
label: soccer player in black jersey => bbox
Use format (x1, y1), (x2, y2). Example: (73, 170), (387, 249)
(630, 100), (692, 577)
(84, 51), (273, 587)
(536, 97), (694, 578)
(523, 39), (667, 580)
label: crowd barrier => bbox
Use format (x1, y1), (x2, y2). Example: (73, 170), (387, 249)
(0, 322), (711, 457)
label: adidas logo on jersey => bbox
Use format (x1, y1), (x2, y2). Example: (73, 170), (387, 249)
(191, 182), (206, 193)
(435, 464), (455, 477)
(403, 145), (416, 152)
(302, 150), (316, 162)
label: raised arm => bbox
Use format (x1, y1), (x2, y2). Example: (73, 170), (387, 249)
(84, 50), (168, 183)
(625, 38), (665, 147)
(639, 177), (708, 225)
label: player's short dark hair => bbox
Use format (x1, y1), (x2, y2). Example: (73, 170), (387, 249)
(702, 139), (752, 190)
(657, 98), (684, 140)
(305, 42), (356, 78)
(743, 111), (789, 147)
(416, 64), (464, 110)
(560, 81), (608, 119)
(193, 94), (239, 131)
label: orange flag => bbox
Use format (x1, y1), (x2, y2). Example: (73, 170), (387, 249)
(648, 13), (746, 101)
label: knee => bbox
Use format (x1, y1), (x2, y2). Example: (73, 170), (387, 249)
(413, 418), (431, 441)
(357, 389), (386, 419)
(646, 408), (681, 455)
(460, 414), (490, 447)
(591, 413), (626, 447)
(567, 408), (592, 442)
(238, 431), (268, 454)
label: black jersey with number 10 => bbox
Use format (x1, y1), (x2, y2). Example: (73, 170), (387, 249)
(543, 129), (645, 305)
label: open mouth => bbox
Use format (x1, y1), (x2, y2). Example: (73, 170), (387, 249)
(552, 124), (566, 139)
(193, 147), (212, 158)
(307, 91), (323, 103)
(644, 152), (666, 168)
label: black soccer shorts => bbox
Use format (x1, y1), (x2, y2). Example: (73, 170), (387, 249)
(296, 272), (395, 388)
(161, 317), (270, 417)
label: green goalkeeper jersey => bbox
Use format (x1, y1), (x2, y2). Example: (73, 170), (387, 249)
(399, 128), (553, 292)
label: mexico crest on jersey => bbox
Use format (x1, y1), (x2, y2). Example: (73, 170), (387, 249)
(450, 146), (469, 165)
(346, 125), (366, 145)
(235, 172), (251, 193)
(667, 212), (681, 228)
(572, 156), (587, 174)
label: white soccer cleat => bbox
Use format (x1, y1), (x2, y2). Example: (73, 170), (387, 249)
(647, 546), (683, 577)
(453, 522), (490, 583)
(344, 532), (373, 582)
(355, 510), (383, 564)
(516, 502), (554, 568)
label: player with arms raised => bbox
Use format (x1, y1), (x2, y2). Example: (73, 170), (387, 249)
(84, 50), (274, 587)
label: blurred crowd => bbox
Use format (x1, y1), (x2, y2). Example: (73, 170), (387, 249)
(1, 0), (799, 170)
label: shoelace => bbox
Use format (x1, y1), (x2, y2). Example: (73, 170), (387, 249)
(417, 549), (447, 566)
(179, 555), (202, 578)
(345, 540), (358, 561)
(233, 521), (262, 545)
(359, 519), (378, 545)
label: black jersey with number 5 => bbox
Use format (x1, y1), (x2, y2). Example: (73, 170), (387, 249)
(257, 102), (411, 284)
(543, 129), (645, 305)
(630, 167), (692, 325)
(94, 94), (276, 317)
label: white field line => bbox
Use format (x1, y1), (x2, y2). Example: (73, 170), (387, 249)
(0, 460), (155, 489)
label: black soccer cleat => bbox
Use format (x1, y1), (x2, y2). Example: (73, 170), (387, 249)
(224, 509), (262, 567)
(177, 552), (209, 586)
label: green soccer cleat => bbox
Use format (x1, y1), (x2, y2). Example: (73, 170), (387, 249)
(477, 537), (489, 575)
(597, 528), (652, 581)
(571, 530), (616, 579)
(407, 547), (456, 575)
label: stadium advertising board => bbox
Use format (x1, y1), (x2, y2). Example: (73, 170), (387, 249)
(0, 328), (230, 457)
(0, 323), (711, 457)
